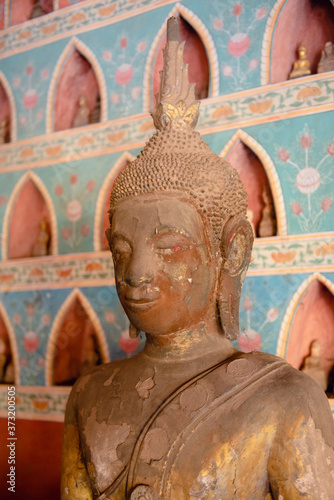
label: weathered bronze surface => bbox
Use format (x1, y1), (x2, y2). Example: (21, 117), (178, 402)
(61, 17), (334, 499)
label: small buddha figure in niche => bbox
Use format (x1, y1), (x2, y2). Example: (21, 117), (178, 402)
(301, 339), (327, 391)
(61, 18), (334, 500)
(0, 117), (10, 145)
(318, 41), (334, 74)
(79, 334), (102, 377)
(289, 42), (311, 79)
(73, 94), (91, 128)
(258, 185), (276, 238)
(32, 218), (50, 257)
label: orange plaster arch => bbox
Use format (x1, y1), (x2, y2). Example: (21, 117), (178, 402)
(1, 171), (58, 261)
(220, 129), (287, 236)
(45, 288), (110, 386)
(0, 300), (20, 384)
(142, 2), (219, 112)
(46, 36), (108, 133)
(94, 152), (135, 252)
(276, 273), (334, 360)
(0, 70), (17, 142)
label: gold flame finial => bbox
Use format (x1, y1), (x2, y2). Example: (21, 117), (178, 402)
(150, 16), (200, 130)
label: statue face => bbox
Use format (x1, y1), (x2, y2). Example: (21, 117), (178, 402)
(109, 194), (216, 336)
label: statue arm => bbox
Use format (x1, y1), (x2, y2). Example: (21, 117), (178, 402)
(268, 375), (334, 498)
(61, 388), (93, 500)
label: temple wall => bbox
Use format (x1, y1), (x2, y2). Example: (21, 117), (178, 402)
(0, 0), (333, 498)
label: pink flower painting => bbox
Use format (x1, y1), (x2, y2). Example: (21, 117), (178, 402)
(278, 125), (333, 231)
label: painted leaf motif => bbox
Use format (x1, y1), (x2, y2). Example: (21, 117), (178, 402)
(162, 103), (179, 120)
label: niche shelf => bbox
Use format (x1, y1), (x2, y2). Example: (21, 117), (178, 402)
(54, 48), (101, 132)
(7, 177), (53, 260)
(225, 139), (277, 238)
(271, 0), (334, 83)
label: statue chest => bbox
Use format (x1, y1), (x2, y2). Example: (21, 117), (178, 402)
(77, 354), (284, 499)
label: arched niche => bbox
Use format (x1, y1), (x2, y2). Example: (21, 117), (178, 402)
(0, 302), (19, 384)
(94, 152), (135, 252)
(53, 47), (101, 132)
(286, 278), (334, 395)
(270, 0), (334, 83)
(143, 5), (219, 111)
(0, 80), (11, 145)
(46, 290), (109, 386)
(0, 311), (14, 384)
(10, 0), (53, 25)
(4, 173), (57, 260)
(225, 140), (277, 238)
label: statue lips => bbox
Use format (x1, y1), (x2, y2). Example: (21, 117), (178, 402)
(124, 297), (159, 313)
(123, 288), (160, 313)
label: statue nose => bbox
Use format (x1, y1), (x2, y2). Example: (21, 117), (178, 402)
(124, 251), (153, 287)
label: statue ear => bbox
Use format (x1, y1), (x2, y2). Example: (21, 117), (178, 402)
(218, 216), (254, 341)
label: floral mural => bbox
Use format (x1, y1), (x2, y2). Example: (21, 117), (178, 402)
(54, 172), (96, 250)
(102, 34), (148, 118)
(209, 1), (268, 93)
(12, 63), (51, 139)
(277, 124), (333, 233)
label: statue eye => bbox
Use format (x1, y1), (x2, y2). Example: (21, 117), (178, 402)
(111, 239), (131, 263)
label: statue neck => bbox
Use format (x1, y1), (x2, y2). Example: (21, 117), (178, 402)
(143, 318), (237, 362)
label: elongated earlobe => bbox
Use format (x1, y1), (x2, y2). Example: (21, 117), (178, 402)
(218, 216), (253, 340)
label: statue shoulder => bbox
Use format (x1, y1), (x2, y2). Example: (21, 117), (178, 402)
(65, 358), (133, 418)
(244, 351), (334, 441)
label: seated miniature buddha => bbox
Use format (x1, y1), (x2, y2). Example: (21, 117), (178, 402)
(318, 41), (334, 74)
(73, 95), (91, 128)
(61, 18), (334, 500)
(289, 42), (311, 79)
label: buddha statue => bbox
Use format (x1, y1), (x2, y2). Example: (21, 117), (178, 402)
(73, 94), (91, 128)
(289, 43), (311, 79)
(301, 339), (327, 391)
(61, 18), (334, 500)
(258, 185), (276, 238)
(32, 218), (50, 257)
(318, 41), (334, 74)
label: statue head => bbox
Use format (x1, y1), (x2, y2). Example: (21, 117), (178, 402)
(107, 17), (253, 342)
(298, 42), (307, 59)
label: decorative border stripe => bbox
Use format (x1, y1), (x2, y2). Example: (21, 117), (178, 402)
(0, 72), (333, 172)
(0, 233), (333, 291)
(0, 0), (176, 59)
